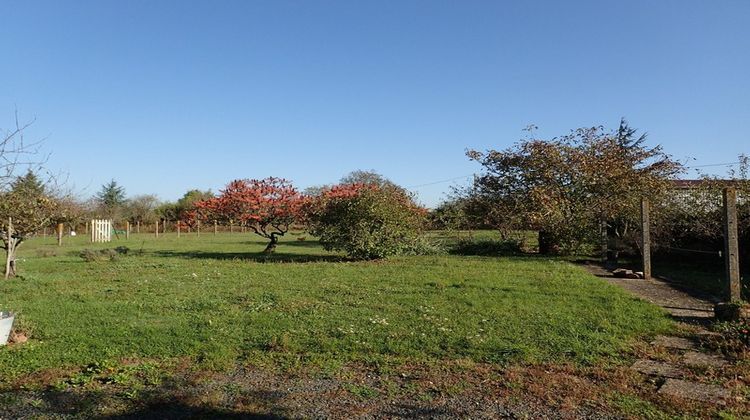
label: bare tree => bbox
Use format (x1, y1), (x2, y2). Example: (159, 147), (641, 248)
(0, 109), (46, 189)
(0, 110), (55, 278)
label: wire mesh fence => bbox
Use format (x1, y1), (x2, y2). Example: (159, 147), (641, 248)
(648, 185), (748, 300)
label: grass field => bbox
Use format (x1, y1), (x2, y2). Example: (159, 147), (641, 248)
(0, 231), (671, 386)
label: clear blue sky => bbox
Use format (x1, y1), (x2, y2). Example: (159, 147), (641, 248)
(1, 0), (748, 207)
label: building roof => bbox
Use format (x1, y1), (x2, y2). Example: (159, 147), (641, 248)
(670, 179), (745, 189)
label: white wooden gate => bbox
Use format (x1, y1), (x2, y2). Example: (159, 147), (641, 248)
(90, 219), (112, 243)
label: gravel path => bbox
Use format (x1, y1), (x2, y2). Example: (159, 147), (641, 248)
(0, 364), (614, 419)
(583, 262), (747, 408)
(584, 263), (717, 323)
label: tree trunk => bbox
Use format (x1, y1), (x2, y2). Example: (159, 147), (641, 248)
(606, 223), (626, 265)
(5, 217), (17, 279)
(538, 230), (552, 255)
(263, 235), (279, 254)
(6, 247), (17, 278)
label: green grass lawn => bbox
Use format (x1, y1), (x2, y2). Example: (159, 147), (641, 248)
(0, 232), (671, 384)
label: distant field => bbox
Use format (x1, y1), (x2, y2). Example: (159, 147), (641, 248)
(0, 231), (671, 385)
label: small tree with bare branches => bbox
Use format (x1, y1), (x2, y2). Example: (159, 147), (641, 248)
(0, 112), (56, 278)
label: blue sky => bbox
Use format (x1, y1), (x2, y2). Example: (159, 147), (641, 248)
(1, 0), (748, 207)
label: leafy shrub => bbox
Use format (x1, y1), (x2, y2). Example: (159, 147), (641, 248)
(305, 184), (428, 259)
(401, 235), (444, 256)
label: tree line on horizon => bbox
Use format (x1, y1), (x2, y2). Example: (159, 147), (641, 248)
(36, 169), (408, 232)
(2, 114), (747, 279)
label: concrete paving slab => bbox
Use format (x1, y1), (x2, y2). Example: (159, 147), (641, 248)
(651, 336), (697, 351)
(658, 378), (729, 404)
(630, 360), (685, 378)
(682, 351), (728, 369)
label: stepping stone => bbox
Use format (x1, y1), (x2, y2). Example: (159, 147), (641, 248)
(651, 336), (696, 350)
(658, 378), (729, 404)
(630, 359), (685, 378)
(682, 351), (728, 368)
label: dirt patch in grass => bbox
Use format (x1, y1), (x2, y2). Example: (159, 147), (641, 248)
(1, 349), (747, 419)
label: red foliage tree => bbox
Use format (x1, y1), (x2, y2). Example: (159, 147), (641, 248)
(191, 177), (306, 253)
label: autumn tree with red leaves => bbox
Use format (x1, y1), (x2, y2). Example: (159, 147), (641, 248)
(191, 178), (306, 253)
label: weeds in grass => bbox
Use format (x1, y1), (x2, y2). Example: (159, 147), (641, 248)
(79, 247), (130, 262)
(344, 383), (379, 399)
(35, 249), (58, 258)
(611, 392), (672, 419)
(710, 320), (750, 356)
(52, 360), (163, 393)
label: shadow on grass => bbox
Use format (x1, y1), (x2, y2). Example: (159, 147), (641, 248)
(238, 240), (324, 249)
(151, 250), (349, 263)
(651, 274), (723, 304)
(103, 401), (281, 419)
(665, 313), (714, 327)
(0, 378), (467, 420)
(446, 243), (554, 260)
(447, 239), (526, 257)
(0, 388), (284, 420)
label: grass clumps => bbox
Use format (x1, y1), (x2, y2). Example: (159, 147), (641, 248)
(79, 246), (130, 262)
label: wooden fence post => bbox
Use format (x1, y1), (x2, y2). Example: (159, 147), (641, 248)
(197, 221), (201, 237)
(641, 198), (651, 279)
(155, 220), (159, 238)
(723, 188), (741, 302)
(177, 222), (181, 238)
(137, 220), (141, 234)
(126, 221), (130, 240)
(214, 220), (218, 235)
(230, 222), (234, 234)
(57, 223), (64, 246)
